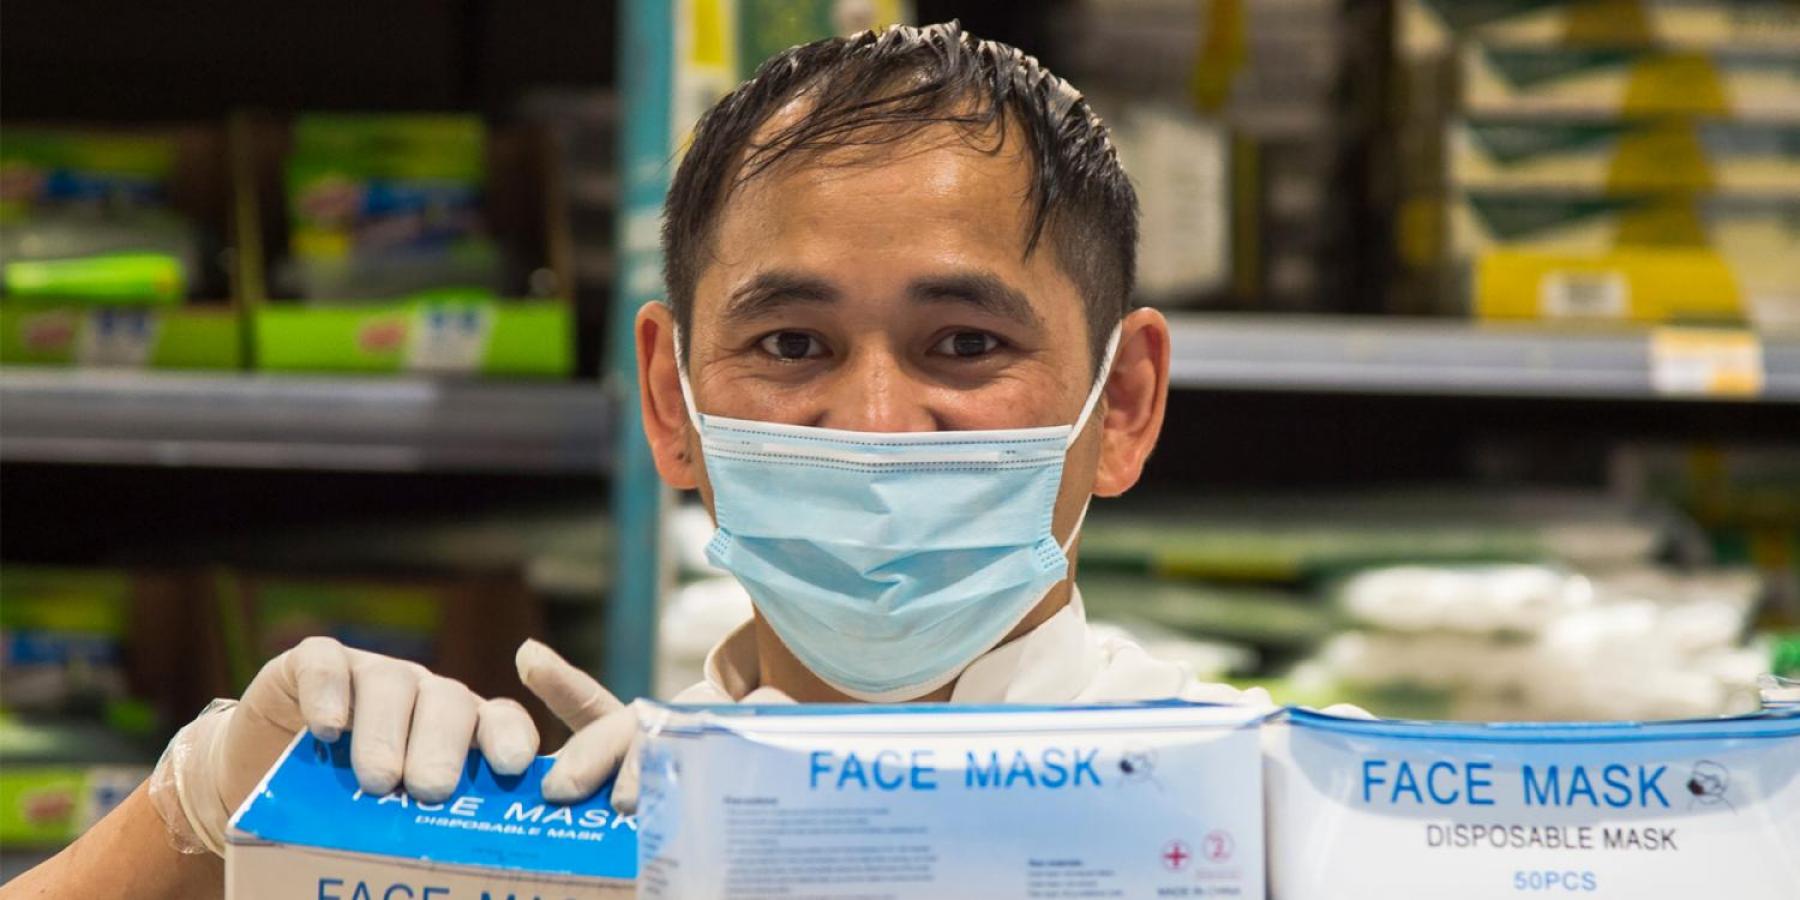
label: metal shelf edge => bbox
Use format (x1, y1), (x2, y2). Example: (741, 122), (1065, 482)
(0, 369), (612, 475)
(1165, 315), (1800, 403)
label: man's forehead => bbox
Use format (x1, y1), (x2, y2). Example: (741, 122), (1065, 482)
(742, 87), (1032, 188)
(683, 92), (1087, 346)
(697, 136), (1064, 324)
(713, 110), (1039, 253)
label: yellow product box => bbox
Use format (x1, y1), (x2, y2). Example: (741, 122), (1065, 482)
(1404, 0), (1800, 58)
(1452, 118), (1800, 193)
(1453, 191), (1800, 324)
(1462, 45), (1800, 117)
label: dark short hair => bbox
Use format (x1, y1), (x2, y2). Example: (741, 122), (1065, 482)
(661, 21), (1139, 371)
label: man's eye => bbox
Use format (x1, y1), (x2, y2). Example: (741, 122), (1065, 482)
(933, 331), (1000, 358)
(758, 331), (825, 360)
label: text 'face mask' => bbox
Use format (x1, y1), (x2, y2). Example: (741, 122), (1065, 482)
(676, 326), (1120, 701)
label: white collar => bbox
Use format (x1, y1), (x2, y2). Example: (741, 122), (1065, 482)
(699, 588), (1102, 704)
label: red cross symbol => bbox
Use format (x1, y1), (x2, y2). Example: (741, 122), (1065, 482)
(1161, 839), (1191, 871)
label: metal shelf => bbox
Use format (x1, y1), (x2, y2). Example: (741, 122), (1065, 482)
(1166, 314), (1800, 402)
(0, 369), (611, 474)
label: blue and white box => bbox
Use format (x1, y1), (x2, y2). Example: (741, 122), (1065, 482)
(1265, 708), (1800, 899)
(227, 734), (637, 899)
(635, 700), (1271, 899)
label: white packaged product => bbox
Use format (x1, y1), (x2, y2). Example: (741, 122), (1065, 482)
(227, 733), (637, 898)
(636, 700), (1270, 899)
(1266, 707), (1800, 899)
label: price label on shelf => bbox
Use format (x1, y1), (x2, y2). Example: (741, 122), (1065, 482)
(406, 303), (493, 374)
(1649, 327), (1764, 398)
(76, 309), (159, 368)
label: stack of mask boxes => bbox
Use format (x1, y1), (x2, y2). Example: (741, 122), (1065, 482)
(1395, 0), (1800, 325)
(1050, 0), (1387, 312)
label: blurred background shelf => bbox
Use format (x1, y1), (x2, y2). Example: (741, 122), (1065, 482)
(1166, 315), (1800, 402)
(0, 368), (611, 474)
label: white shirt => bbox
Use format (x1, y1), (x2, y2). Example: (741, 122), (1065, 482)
(671, 589), (1275, 707)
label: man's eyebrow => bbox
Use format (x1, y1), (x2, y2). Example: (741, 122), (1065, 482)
(722, 270), (840, 322)
(908, 271), (1044, 328)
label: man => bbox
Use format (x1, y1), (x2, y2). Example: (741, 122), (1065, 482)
(3, 23), (1290, 898)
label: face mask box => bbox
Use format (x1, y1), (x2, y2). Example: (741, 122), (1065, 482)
(1265, 708), (1800, 900)
(227, 734), (637, 899)
(635, 700), (1270, 899)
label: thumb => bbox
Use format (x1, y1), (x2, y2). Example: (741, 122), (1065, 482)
(515, 638), (622, 730)
(215, 637), (354, 815)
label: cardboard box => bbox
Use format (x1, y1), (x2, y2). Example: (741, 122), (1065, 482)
(215, 571), (548, 726)
(1452, 118), (1800, 193)
(1462, 45), (1800, 118)
(0, 125), (245, 369)
(0, 762), (147, 849)
(228, 734), (635, 899)
(636, 701), (1270, 899)
(1266, 708), (1800, 900)
(1452, 191), (1800, 323)
(0, 305), (241, 367)
(1110, 106), (1233, 305)
(1403, 0), (1800, 57)
(233, 115), (574, 377)
(1, 565), (218, 730)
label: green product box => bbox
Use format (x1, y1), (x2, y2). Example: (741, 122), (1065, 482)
(0, 128), (177, 219)
(0, 125), (246, 368)
(250, 577), (443, 666)
(283, 114), (490, 274)
(236, 115), (576, 376)
(0, 764), (147, 848)
(1, 569), (132, 715)
(251, 299), (569, 376)
(213, 570), (544, 707)
(736, 0), (911, 77)
(0, 305), (242, 368)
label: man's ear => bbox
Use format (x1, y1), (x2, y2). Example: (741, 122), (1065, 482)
(636, 302), (701, 490)
(1092, 307), (1170, 497)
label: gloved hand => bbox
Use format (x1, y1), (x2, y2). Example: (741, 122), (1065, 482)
(149, 636), (540, 855)
(515, 639), (642, 810)
(1317, 703), (1377, 719)
(516, 639), (792, 813)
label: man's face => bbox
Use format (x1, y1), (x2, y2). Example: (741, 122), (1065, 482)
(684, 126), (1097, 437)
(637, 116), (1169, 555)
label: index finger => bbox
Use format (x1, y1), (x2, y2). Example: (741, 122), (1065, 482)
(515, 639), (621, 730)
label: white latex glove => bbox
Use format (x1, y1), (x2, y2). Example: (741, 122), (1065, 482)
(1317, 702), (1377, 719)
(516, 638), (795, 813)
(149, 636), (539, 855)
(516, 639), (640, 810)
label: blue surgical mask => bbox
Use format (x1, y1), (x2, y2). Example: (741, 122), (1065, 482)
(676, 326), (1120, 702)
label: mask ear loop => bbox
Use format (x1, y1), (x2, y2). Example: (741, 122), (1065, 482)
(1066, 325), (1123, 450)
(671, 324), (703, 426)
(1057, 324), (1123, 555)
(1059, 497), (1092, 556)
